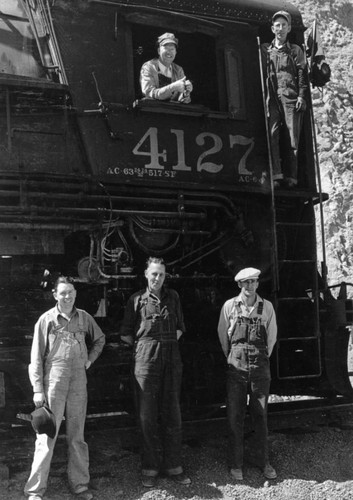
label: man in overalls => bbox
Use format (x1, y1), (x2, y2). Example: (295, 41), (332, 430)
(24, 276), (105, 500)
(218, 267), (277, 481)
(120, 257), (191, 488)
(140, 32), (193, 102)
(261, 11), (308, 188)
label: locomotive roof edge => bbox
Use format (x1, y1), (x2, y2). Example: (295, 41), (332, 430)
(85, 0), (305, 29)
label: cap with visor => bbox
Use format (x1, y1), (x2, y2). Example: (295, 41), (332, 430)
(272, 10), (291, 24)
(157, 32), (178, 47)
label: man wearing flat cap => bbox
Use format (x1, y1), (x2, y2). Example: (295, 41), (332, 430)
(140, 32), (193, 102)
(261, 10), (308, 188)
(218, 267), (277, 481)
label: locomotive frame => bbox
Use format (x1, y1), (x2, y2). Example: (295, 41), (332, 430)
(0, 0), (352, 428)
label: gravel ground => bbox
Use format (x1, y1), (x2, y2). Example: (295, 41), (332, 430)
(2, 343), (352, 500)
(1, 424), (353, 500)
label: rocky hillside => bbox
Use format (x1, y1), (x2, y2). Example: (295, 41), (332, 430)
(291, 0), (353, 291)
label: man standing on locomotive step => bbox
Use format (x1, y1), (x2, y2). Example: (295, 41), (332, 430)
(120, 257), (191, 488)
(24, 276), (105, 500)
(261, 10), (308, 188)
(218, 267), (277, 481)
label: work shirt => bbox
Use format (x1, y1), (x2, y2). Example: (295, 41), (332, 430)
(140, 58), (188, 101)
(120, 287), (185, 342)
(29, 305), (105, 393)
(218, 293), (277, 358)
(262, 40), (307, 100)
(158, 60), (172, 78)
(122, 286), (185, 474)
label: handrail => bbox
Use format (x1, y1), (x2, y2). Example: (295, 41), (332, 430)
(257, 36), (279, 295)
(303, 41), (328, 289)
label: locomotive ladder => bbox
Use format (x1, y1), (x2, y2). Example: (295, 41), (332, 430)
(273, 195), (322, 380)
(257, 35), (325, 381)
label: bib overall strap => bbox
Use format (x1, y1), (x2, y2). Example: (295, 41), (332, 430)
(77, 309), (84, 331)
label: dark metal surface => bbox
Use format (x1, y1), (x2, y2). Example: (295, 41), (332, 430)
(89, 0), (305, 28)
(0, 0), (352, 435)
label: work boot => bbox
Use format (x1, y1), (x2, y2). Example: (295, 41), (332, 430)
(263, 463), (277, 479)
(75, 488), (94, 500)
(230, 468), (243, 480)
(168, 472), (191, 485)
(141, 474), (157, 488)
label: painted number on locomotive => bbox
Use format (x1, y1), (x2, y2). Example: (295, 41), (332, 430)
(107, 127), (255, 179)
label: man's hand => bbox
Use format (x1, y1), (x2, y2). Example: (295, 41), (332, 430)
(296, 96), (306, 112)
(121, 335), (134, 346)
(170, 77), (186, 93)
(85, 360), (92, 370)
(184, 79), (193, 93)
(33, 392), (46, 407)
(176, 329), (183, 340)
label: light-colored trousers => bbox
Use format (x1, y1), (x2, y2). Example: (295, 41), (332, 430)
(25, 335), (89, 497)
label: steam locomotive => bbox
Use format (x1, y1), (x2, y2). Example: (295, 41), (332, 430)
(0, 0), (352, 427)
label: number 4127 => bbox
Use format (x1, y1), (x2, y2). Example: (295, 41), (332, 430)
(132, 127), (254, 175)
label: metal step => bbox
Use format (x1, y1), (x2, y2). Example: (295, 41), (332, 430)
(278, 297), (313, 301)
(276, 221), (314, 227)
(279, 259), (316, 264)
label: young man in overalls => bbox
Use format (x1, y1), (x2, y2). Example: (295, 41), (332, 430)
(218, 267), (277, 481)
(120, 257), (191, 488)
(261, 11), (308, 188)
(24, 276), (105, 500)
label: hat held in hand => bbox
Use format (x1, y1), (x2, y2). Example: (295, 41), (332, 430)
(31, 406), (56, 439)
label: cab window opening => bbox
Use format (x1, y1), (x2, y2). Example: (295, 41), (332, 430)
(131, 24), (219, 110)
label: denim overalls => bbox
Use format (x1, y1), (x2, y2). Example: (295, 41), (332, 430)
(25, 310), (91, 497)
(227, 301), (271, 468)
(133, 292), (183, 477)
(266, 42), (305, 183)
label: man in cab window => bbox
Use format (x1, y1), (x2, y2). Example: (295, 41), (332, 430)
(140, 32), (193, 103)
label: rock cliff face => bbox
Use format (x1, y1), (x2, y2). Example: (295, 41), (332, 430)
(291, 0), (353, 290)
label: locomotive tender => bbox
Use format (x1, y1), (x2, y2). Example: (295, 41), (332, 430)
(0, 0), (352, 426)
